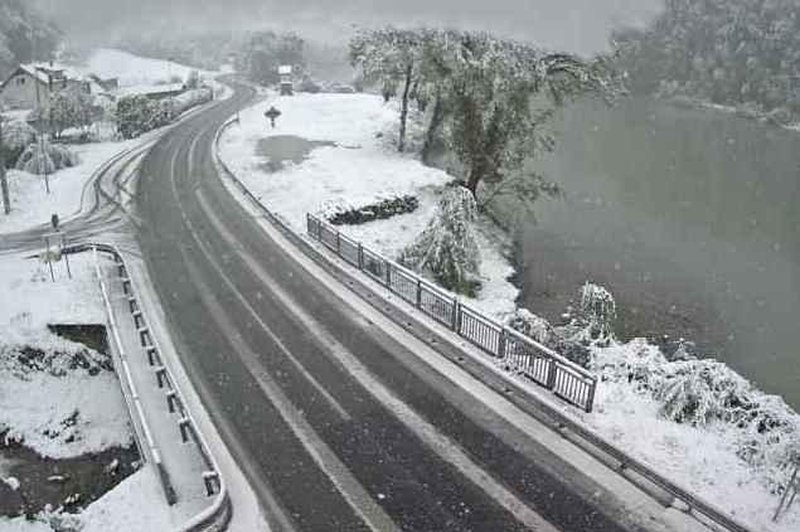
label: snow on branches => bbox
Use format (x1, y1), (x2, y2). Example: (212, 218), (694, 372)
(15, 141), (78, 175)
(400, 185), (481, 296)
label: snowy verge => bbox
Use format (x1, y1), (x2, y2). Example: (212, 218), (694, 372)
(0, 138), (142, 234)
(0, 253), (132, 459)
(218, 92), (518, 318)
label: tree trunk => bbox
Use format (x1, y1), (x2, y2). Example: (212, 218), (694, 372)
(0, 120), (8, 215)
(421, 92), (444, 165)
(398, 64), (413, 153)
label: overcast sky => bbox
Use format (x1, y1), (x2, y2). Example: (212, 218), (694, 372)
(36, 0), (663, 55)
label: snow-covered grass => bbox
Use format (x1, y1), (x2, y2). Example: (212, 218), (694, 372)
(0, 138), (140, 234)
(0, 253), (131, 459)
(220, 90), (799, 531)
(219, 92), (518, 317)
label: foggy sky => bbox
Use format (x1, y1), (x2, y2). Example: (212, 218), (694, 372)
(35, 0), (662, 55)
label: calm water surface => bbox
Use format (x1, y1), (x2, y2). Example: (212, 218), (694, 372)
(518, 97), (800, 408)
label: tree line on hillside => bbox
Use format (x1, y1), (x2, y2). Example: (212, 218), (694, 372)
(0, 0), (59, 79)
(612, 0), (800, 124)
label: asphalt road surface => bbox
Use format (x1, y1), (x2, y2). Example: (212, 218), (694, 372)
(134, 83), (643, 532)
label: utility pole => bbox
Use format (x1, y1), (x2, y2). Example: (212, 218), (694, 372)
(31, 26), (49, 194)
(0, 116), (10, 215)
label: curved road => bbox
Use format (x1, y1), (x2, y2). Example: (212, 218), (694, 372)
(135, 84), (646, 532)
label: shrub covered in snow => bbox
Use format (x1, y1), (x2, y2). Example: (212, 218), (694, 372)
(579, 282), (617, 341)
(595, 339), (800, 492)
(400, 186), (481, 296)
(327, 195), (419, 225)
(1, 120), (36, 165)
(116, 95), (172, 139)
(506, 308), (593, 368)
(14, 141), (79, 175)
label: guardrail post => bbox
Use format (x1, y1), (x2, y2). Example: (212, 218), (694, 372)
(166, 390), (178, 413)
(585, 379), (596, 413)
(416, 279), (422, 308)
(451, 298), (461, 332)
(498, 328), (507, 359)
(384, 260), (391, 287)
(306, 213), (312, 236)
(203, 471), (221, 496)
(357, 243), (364, 270)
(178, 417), (191, 443)
(546, 359), (557, 390)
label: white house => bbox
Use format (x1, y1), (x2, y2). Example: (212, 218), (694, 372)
(0, 63), (93, 110)
(278, 65), (293, 96)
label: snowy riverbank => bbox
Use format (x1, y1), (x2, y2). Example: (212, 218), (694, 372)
(219, 90), (799, 531)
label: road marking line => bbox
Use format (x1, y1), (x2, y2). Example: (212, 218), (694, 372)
(181, 251), (399, 532)
(197, 191), (561, 532)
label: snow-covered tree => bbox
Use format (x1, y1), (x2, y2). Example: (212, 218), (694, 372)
(579, 282), (617, 341)
(238, 31), (305, 86)
(0, 0), (60, 78)
(612, 0), (800, 121)
(1, 119), (35, 165)
(49, 87), (100, 139)
(350, 27), (434, 152)
(400, 186), (481, 295)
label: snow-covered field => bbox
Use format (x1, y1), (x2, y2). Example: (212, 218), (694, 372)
(220, 91), (799, 531)
(219, 93), (519, 317)
(80, 48), (207, 89)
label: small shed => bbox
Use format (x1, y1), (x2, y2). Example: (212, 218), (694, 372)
(278, 65), (293, 96)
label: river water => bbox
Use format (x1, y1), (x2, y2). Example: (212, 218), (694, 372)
(518, 97), (800, 409)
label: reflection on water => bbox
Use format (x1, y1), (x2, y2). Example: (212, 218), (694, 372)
(518, 97), (800, 408)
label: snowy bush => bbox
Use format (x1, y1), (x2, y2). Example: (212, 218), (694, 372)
(506, 308), (593, 368)
(1, 120), (36, 164)
(578, 282), (617, 341)
(399, 186), (481, 296)
(327, 195), (419, 225)
(116, 95), (170, 139)
(594, 339), (800, 491)
(14, 141), (78, 175)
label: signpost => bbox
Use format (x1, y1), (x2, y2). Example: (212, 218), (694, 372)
(264, 106), (282, 128)
(42, 214), (71, 282)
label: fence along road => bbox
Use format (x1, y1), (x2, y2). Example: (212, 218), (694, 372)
(133, 80), (709, 532)
(306, 213), (597, 413)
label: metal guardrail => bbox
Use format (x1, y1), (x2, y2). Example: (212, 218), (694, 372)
(307, 213), (598, 413)
(85, 243), (231, 532)
(215, 108), (755, 532)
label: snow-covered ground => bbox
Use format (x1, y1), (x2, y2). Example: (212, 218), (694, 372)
(80, 48), (209, 89)
(0, 251), (173, 531)
(219, 93), (519, 317)
(0, 138), (140, 234)
(219, 91), (799, 531)
(1, 466), (171, 532)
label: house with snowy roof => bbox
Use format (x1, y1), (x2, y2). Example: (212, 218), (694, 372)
(0, 62), (92, 110)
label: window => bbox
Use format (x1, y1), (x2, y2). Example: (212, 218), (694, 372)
(16, 76), (25, 86)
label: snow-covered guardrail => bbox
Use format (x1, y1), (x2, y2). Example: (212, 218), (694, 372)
(306, 213), (598, 413)
(84, 243), (231, 532)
